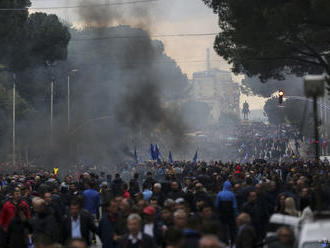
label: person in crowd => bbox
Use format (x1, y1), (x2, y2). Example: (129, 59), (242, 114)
(119, 214), (155, 248)
(129, 173), (140, 196)
(143, 172), (157, 191)
(235, 213), (257, 248)
(152, 183), (165, 206)
(62, 199), (98, 246)
(0, 187), (31, 231)
(168, 182), (185, 200)
(65, 238), (88, 248)
(99, 199), (125, 248)
(6, 205), (33, 248)
(269, 226), (295, 248)
(241, 190), (268, 241)
(215, 180), (237, 244)
(29, 197), (59, 243)
(112, 174), (124, 197)
(283, 197), (300, 217)
(174, 209), (187, 230)
(199, 235), (226, 248)
(142, 205), (163, 246)
(164, 228), (184, 248)
(82, 182), (100, 220)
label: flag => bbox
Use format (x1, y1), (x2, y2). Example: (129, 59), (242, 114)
(168, 151), (173, 163)
(150, 144), (155, 160)
(241, 153), (249, 164)
(155, 144), (161, 163)
(193, 150), (198, 163)
(134, 147), (138, 163)
(53, 168), (59, 175)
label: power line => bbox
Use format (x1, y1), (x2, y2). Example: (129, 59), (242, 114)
(0, 0), (158, 11)
(70, 32), (218, 41)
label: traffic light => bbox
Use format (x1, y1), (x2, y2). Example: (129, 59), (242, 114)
(279, 90), (284, 104)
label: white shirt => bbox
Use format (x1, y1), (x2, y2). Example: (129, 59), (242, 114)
(129, 232), (143, 244)
(143, 223), (154, 237)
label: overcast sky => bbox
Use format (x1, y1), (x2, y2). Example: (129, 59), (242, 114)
(31, 0), (265, 109)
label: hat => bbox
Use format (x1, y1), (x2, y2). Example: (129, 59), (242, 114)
(143, 206), (156, 215)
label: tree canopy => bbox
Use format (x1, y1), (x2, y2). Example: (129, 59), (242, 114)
(0, 0), (70, 71)
(203, 0), (330, 82)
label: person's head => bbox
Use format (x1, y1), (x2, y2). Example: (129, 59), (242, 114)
(279, 194), (286, 207)
(134, 173), (139, 179)
(255, 184), (263, 195)
(70, 183), (77, 192)
(150, 197), (159, 208)
(247, 191), (257, 203)
(65, 175), (72, 184)
(153, 183), (162, 193)
(146, 172), (153, 179)
(143, 206), (156, 223)
(32, 197), (46, 214)
(161, 207), (173, 222)
(137, 199), (147, 210)
(165, 228), (184, 248)
(301, 187), (309, 198)
(43, 192), (52, 205)
(13, 187), (21, 202)
(120, 198), (131, 215)
(284, 197), (298, 216)
(106, 200), (118, 215)
(127, 214), (142, 236)
(236, 213), (251, 228)
(115, 196), (123, 205)
(277, 226), (294, 245)
(66, 238), (88, 248)
(174, 209), (187, 229)
(70, 199), (81, 219)
(171, 182), (179, 191)
(200, 205), (213, 220)
(199, 235), (225, 248)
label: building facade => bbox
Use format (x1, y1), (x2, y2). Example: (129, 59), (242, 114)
(190, 68), (240, 123)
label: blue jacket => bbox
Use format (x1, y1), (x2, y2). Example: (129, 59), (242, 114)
(83, 189), (100, 215)
(215, 180), (238, 216)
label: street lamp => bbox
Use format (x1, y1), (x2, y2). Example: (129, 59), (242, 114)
(67, 69), (78, 130)
(304, 73), (327, 163)
(12, 73), (16, 167)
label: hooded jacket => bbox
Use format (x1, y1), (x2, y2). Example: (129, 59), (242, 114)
(215, 181), (238, 217)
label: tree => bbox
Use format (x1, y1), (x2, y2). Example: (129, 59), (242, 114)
(241, 75), (304, 98)
(263, 97), (285, 125)
(202, 0), (330, 83)
(0, 0), (70, 71)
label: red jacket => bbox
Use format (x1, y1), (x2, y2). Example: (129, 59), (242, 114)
(0, 200), (31, 230)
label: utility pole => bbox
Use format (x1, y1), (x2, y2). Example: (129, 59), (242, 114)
(304, 74), (326, 164)
(12, 73), (16, 167)
(67, 69), (78, 131)
(50, 80), (54, 146)
(313, 96), (320, 162)
(67, 74), (70, 130)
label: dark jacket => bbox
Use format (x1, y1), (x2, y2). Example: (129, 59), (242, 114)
(29, 210), (59, 243)
(7, 216), (33, 248)
(112, 178), (124, 197)
(235, 224), (257, 248)
(183, 229), (201, 248)
(119, 233), (155, 248)
(62, 209), (98, 246)
(99, 214), (125, 248)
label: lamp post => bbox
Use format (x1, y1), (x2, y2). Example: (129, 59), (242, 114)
(67, 69), (78, 131)
(304, 74), (327, 164)
(12, 73), (16, 167)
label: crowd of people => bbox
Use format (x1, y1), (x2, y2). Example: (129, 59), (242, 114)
(0, 158), (328, 248)
(234, 123), (300, 161)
